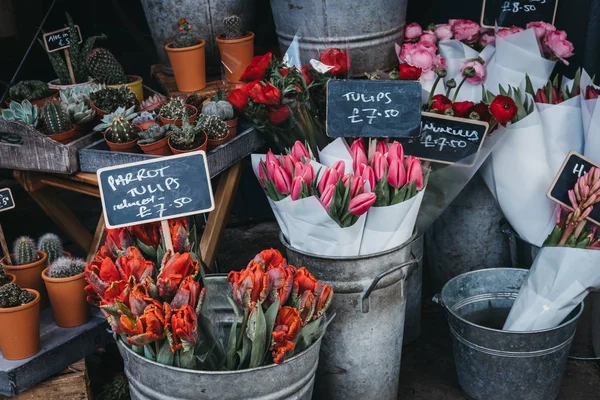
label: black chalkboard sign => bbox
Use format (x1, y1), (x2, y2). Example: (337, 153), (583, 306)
(548, 151), (600, 225)
(42, 25), (82, 53)
(97, 152), (215, 229)
(398, 112), (489, 165)
(0, 189), (15, 213)
(481, 0), (558, 28)
(326, 80), (421, 138)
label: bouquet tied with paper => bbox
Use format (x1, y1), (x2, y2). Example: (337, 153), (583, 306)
(252, 139), (427, 256)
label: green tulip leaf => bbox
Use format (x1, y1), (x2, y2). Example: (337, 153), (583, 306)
(294, 318), (322, 354)
(156, 339), (174, 366)
(262, 299), (280, 363)
(179, 349), (196, 369)
(226, 319), (239, 370)
(144, 344), (157, 361)
(248, 303), (267, 368)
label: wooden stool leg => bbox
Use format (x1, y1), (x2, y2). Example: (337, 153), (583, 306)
(200, 162), (243, 271)
(87, 213), (106, 262)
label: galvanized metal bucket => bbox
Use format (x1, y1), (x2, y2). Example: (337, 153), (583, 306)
(282, 231), (419, 400)
(117, 275), (323, 400)
(404, 233), (424, 345)
(436, 268), (583, 400)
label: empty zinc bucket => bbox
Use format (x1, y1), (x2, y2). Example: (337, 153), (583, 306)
(437, 268), (583, 400)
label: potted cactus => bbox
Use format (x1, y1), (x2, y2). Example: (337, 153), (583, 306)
(1, 236), (48, 307)
(198, 114), (231, 149)
(132, 111), (158, 131)
(42, 257), (89, 328)
(90, 86), (139, 117)
(0, 100), (39, 127)
(9, 80), (57, 109)
(165, 18), (206, 92)
(0, 283), (40, 360)
(87, 47), (144, 103)
(202, 90), (238, 138)
(41, 100), (77, 144)
(94, 106), (140, 152)
(138, 123), (172, 156)
(216, 14), (255, 83)
(168, 118), (207, 154)
(140, 93), (167, 112)
(0, 265), (16, 287)
(37, 233), (68, 263)
(159, 97), (197, 127)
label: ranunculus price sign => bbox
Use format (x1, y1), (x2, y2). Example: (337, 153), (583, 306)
(326, 80), (422, 138)
(481, 0), (559, 28)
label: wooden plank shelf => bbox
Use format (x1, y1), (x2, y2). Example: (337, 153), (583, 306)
(150, 65), (237, 98)
(0, 308), (111, 397)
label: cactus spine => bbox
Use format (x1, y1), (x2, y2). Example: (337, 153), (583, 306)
(47, 257), (86, 278)
(108, 116), (138, 143)
(13, 236), (36, 265)
(223, 15), (244, 39)
(87, 48), (127, 85)
(37, 233), (64, 264)
(42, 101), (72, 134)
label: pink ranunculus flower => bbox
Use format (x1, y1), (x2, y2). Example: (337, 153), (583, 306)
(435, 24), (453, 41)
(479, 32), (495, 47)
(404, 22), (423, 41)
(526, 21), (556, 40)
(496, 26), (524, 38)
(406, 49), (434, 72)
(449, 19), (480, 42)
(419, 30), (437, 44)
(416, 41), (438, 56)
(460, 60), (486, 85)
(544, 30), (574, 65)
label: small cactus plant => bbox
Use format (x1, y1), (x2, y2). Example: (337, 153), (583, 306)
(159, 97), (190, 120)
(222, 14), (244, 39)
(138, 124), (170, 145)
(42, 100), (73, 134)
(0, 283), (35, 308)
(107, 117), (139, 143)
(0, 265), (10, 286)
(173, 18), (197, 48)
(9, 80), (54, 102)
(46, 257), (86, 278)
(37, 233), (63, 264)
(90, 86), (139, 114)
(202, 100), (234, 120)
(132, 111), (157, 125)
(13, 236), (37, 265)
(87, 48), (127, 85)
(198, 114), (228, 140)
(170, 119), (203, 150)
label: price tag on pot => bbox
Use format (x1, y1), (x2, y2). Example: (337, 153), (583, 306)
(397, 112), (489, 165)
(480, 0), (559, 28)
(547, 151), (600, 226)
(42, 25), (83, 53)
(0, 188), (15, 213)
(97, 151), (215, 229)
(326, 80), (422, 138)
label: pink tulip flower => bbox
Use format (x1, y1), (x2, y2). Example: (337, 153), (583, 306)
(388, 158), (407, 189)
(290, 176), (304, 201)
(294, 162), (315, 184)
(291, 141), (310, 161)
(376, 141), (388, 155)
(387, 142), (404, 162)
(360, 165), (376, 191)
(318, 167), (339, 194)
(332, 160), (346, 177)
(372, 152), (388, 182)
(348, 193), (377, 216)
(273, 164), (291, 194)
(320, 184), (335, 210)
(266, 150), (278, 166)
(351, 142), (368, 173)
(346, 175), (364, 197)
(406, 157), (424, 190)
(281, 154), (297, 178)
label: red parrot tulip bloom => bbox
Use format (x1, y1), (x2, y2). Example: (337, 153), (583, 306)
(121, 301), (166, 346)
(228, 263), (266, 310)
(170, 304), (198, 352)
(157, 252), (198, 300)
(271, 306), (303, 364)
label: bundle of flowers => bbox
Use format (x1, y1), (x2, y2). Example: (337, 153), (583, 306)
(580, 70), (600, 164)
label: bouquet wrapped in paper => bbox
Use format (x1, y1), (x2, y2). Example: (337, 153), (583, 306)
(581, 71), (600, 163)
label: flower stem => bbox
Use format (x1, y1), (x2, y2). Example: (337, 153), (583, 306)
(236, 309), (250, 352)
(427, 76), (442, 107)
(452, 76), (468, 103)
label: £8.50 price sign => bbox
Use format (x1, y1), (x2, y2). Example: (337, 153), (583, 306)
(481, 0), (558, 28)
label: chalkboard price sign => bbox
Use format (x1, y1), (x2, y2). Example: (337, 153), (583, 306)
(547, 151), (600, 225)
(397, 112), (489, 165)
(97, 152), (215, 229)
(0, 189), (15, 213)
(326, 80), (421, 138)
(42, 25), (83, 53)
(481, 0), (558, 28)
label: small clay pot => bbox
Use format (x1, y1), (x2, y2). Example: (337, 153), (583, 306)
(133, 121), (158, 132)
(30, 90), (59, 109)
(105, 128), (140, 153)
(2, 251), (48, 307)
(0, 289), (40, 360)
(1, 273), (16, 287)
(139, 135), (173, 156)
(165, 40), (207, 92)
(159, 105), (198, 127)
(168, 131), (208, 155)
(216, 32), (255, 83)
(107, 75), (144, 103)
(207, 120), (238, 149)
(90, 100), (109, 119)
(48, 125), (78, 145)
(42, 268), (89, 328)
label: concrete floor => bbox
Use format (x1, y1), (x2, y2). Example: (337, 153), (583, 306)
(2, 175), (600, 399)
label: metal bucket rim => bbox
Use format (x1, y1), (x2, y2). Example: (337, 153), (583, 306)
(116, 328), (324, 376)
(441, 268), (584, 335)
(279, 229), (419, 261)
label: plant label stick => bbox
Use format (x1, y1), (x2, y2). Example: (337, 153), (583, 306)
(161, 220), (174, 252)
(42, 25), (83, 85)
(0, 188), (15, 265)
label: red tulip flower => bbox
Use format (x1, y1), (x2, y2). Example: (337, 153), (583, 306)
(490, 95), (518, 125)
(297, 290), (316, 324)
(170, 275), (201, 309)
(268, 105), (291, 125)
(116, 247), (155, 283)
(129, 222), (161, 249)
(271, 306), (303, 364)
(227, 88), (249, 110)
(170, 304), (198, 352)
(348, 192), (377, 216)
(129, 282), (156, 316)
(251, 249), (287, 270)
(120, 300), (166, 347)
(99, 228), (134, 260)
(248, 82), (281, 105)
(157, 251), (198, 300)
(169, 218), (190, 253)
(228, 263), (266, 310)
(260, 264), (294, 309)
(313, 282), (333, 320)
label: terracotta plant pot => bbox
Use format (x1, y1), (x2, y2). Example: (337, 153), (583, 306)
(90, 100), (110, 119)
(1, 273), (16, 286)
(207, 119), (237, 149)
(168, 131), (208, 155)
(30, 90), (59, 109)
(42, 268), (89, 328)
(107, 75), (144, 103)
(165, 40), (207, 92)
(0, 289), (40, 360)
(134, 121), (158, 132)
(159, 105), (198, 127)
(216, 32), (255, 83)
(2, 251), (48, 307)
(48, 125), (78, 145)
(105, 127), (140, 153)
(47, 78), (95, 91)
(139, 135), (173, 156)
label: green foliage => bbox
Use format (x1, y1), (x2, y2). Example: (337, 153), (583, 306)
(0, 100), (39, 127)
(170, 119), (202, 150)
(138, 123), (170, 144)
(107, 117), (139, 143)
(197, 114), (228, 140)
(13, 236), (36, 265)
(37, 233), (63, 264)
(0, 283), (35, 308)
(90, 86), (138, 113)
(87, 48), (127, 84)
(159, 97), (188, 120)
(42, 100), (72, 134)
(222, 14), (244, 39)
(47, 256), (86, 278)
(202, 100), (234, 120)
(93, 106), (138, 132)
(9, 80), (53, 102)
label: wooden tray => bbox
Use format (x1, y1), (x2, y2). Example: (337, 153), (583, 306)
(0, 121), (100, 175)
(79, 123), (265, 178)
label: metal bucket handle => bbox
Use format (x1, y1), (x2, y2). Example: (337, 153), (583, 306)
(360, 259), (418, 313)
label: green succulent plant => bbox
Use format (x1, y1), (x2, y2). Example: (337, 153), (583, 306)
(94, 106), (138, 132)
(0, 100), (39, 127)
(87, 47), (127, 85)
(198, 114), (228, 140)
(42, 100), (73, 134)
(0, 283), (35, 308)
(138, 123), (170, 145)
(159, 97), (190, 120)
(170, 119), (203, 150)
(202, 99), (234, 120)
(37, 233), (64, 264)
(47, 256), (86, 278)
(9, 80), (54, 102)
(90, 86), (138, 114)
(132, 111), (157, 125)
(222, 14), (244, 39)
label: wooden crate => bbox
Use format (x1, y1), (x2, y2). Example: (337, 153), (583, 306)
(79, 123), (265, 178)
(0, 121), (100, 174)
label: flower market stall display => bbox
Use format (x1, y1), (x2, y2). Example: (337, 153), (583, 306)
(42, 256), (89, 328)
(165, 18), (206, 92)
(8, 80), (57, 109)
(0, 283), (40, 360)
(137, 124), (172, 156)
(216, 14), (255, 83)
(159, 97), (198, 127)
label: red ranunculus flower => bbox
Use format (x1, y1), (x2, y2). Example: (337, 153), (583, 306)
(169, 218), (190, 253)
(301, 65), (313, 85)
(398, 63), (422, 80)
(271, 306), (303, 364)
(246, 81), (281, 105)
(120, 300), (166, 346)
(429, 94), (453, 113)
(490, 95), (518, 125)
(227, 88), (250, 110)
(129, 223), (161, 249)
(471, 102), (491, 122)
(279, 67), (289, 77)
(319, 48), (350, 76)
(452, 101), (475, 118)
(228, 263), (266, 310)
(268, 105), (291, 125)
(170, 304), (198, 352)
(240, 52), (273, 81)
(157, 251), (198, 300)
